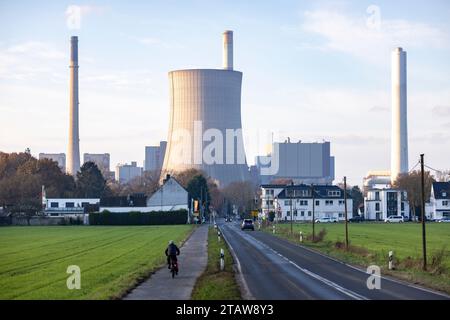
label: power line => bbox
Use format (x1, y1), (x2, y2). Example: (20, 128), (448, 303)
(408, 161), (420, 173)
(424, 164), (444, 174)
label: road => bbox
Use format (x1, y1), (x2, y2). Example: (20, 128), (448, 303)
(219, 221), (449, 300)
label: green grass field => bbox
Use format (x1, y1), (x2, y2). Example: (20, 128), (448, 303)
(267, 222), (450, 293)
(0, 225), (194, 300)
(191, 227), (241, 300)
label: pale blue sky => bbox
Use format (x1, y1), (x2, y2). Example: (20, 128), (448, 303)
(1, 0), (449, 186)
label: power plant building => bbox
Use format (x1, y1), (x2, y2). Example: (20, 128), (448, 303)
(144, 141), (167, 172)
(161, 31), (249, 187)
(83, 153), (111, 178)
(39, 153), (66, 172)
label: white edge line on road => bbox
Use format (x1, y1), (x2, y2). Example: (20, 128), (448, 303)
(273, 234), (450, 299)
(219, 225), (255, 300)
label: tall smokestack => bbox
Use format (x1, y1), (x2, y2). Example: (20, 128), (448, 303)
(223, 30), (233, 70)
(391, 47), (408, 183)
(67, 36), (80, 176)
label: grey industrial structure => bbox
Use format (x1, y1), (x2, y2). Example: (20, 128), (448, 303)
(39, 153), (66, 172)
(161, 31), (249, 187)
(256, 140), (335, 185)
(144, 141), (167, 172)
(67, 36), (80, 176)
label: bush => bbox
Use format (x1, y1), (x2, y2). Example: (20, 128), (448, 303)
(306, 228), (327, 243)
(89, 209), (188, 225)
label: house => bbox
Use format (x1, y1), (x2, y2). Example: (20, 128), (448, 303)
(146, 175), (190, 211)
(44, 198), (100, 224)
(269, 184), (352, 222)
(364, 188), (409, 221)
(260, 184), (286, 217)
(430, 181), (450, 220)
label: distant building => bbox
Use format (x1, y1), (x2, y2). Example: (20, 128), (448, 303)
(83, 153), (111, 178)
(144, 141), (167, 172)
(147, 175), (190, 211)
(362, 170), (391, 195)
(272, 184), (352, 222)
(364, 188), (409, 221)
(260, 184), (288, 217)
(256, 140), (335, 185)
(44, 198), (99, 224)
(430, 182), (450, 220)
(115, 162), (143, 184)
(39, 153), (66, 172)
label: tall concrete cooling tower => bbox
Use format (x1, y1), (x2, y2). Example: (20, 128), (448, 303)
(161, 31), (249, 187)
(391, 47), (408, 183)
(67, 36), (80, 176)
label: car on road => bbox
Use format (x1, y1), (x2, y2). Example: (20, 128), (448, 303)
(436, 217), (450, 223)
(384, 215), (404, 223)
(348, 215), (365, 223)
(241, 219), (255, 231)
(315, 217), (338, 223)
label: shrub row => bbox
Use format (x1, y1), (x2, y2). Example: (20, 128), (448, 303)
(89, 209), (188, 225)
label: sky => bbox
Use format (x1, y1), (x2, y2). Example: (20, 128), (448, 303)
(0, 0), (449, 186)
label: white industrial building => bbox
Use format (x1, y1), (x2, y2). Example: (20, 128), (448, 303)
(430, 182), (450, 220)
(44, 198), (99, 224)
(364, 188), (409, 221)
(39, 153), (66, 172)
(256, 139), (335, 185)
(273, 185), (352, 222)
(144, 141), (167, 172)
(115, 162), (143, 184)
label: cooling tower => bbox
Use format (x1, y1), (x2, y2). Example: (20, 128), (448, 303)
(67, 36), (80, 176)
(161, 31), (249, 187)
(390, 47), (408, 183)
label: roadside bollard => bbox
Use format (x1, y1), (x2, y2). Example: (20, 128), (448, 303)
(389, 251), (394, 270)
(258, 222), (261, 230)
(220, 249), (225, 271)
(272, 225), (276, 234)
(217, 230), (221, 242)
(299, 231), (303, 243)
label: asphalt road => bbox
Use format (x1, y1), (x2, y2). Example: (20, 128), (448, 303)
(219, 221), (449, 300)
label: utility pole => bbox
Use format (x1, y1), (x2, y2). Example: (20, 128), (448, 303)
(420, 154), (427, 270)
(311, 184), (315, 242)
(344, 177), (349, 250)
(290, 182), (293, 235)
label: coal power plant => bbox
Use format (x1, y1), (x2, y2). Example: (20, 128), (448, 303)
(161, 31), (249, 186)
(67, 36), (80, 176)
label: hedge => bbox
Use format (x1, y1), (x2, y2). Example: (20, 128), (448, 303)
(89, 209), (188, 225)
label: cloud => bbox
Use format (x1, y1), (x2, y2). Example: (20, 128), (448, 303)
(65, 5), (106, 30)
(295, 8), (448, 63)
(432, 105), (450, 117)
(369, 106), (389, 113)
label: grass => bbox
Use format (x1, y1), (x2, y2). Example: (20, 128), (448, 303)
(0, 225), (194, 299)
(191, 227), (241, 300)
(264, 222), (450, 294)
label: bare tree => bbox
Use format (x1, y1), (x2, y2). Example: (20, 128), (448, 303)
(222, 181), (256, 217)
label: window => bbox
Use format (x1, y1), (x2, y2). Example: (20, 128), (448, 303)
(401, 202), (405, 211)
(328, 190), (340, 197)
(269, 200), (273, 205)
(300, 200), (308, 206)
(287, 211), (290, 216)
(315, 200), (319, 206)
(301, 211), (305, 217)
(81, 202), (89, 208)
(284, 200), (291, 205)
(375, 192), (380, 201)
(65, 202), (75, 208)
(443, 201), (449, 206)
(294, 210), (298, 216)
(50, 202), (58, 208)
(325, 200), (333, 206)
(443, 192), (447, 197)
(339, 200), (344, 205)
(375, 203), (380, 211)
(308, 211), (311, 216)
(339, 213), (343, 218)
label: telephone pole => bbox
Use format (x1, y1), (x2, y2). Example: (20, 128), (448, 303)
(420, 154), (427, 270)
(344, 177), (349, 250)
(290, 182), (293, 235)
(311, 184), (315, 242)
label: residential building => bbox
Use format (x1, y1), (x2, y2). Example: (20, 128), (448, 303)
(39, 153), (66, 172)
(260, 184), (285, 217)
(115, 162), (143, 184)
(44, 198), (99, 223)
(364, 188), (409, 221)
(147, 175), (190, 211)
(144, 141), (167, 172)
(273, 184), (353, 222)
(430, 181), (450, 219)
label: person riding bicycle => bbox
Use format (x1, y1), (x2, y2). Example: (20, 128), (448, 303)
(165, 240), (180, 270)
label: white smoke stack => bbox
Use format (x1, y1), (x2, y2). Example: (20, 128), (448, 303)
(67, 36), (80, 176)
(391, 47), (408, 184)
(223, 30), (233, 70)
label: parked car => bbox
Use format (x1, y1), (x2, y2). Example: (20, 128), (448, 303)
(436, 217), (450, 223)
(315, 217), (338, 223)
(348, 215), (365, 223)
(384, 215), (404, 223)
(241, 219), (255, 230)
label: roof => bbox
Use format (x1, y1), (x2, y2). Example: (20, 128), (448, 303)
(276, 184), (351, 199)
(432, 182), (450, 200)
(260, 184), (287, 189)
